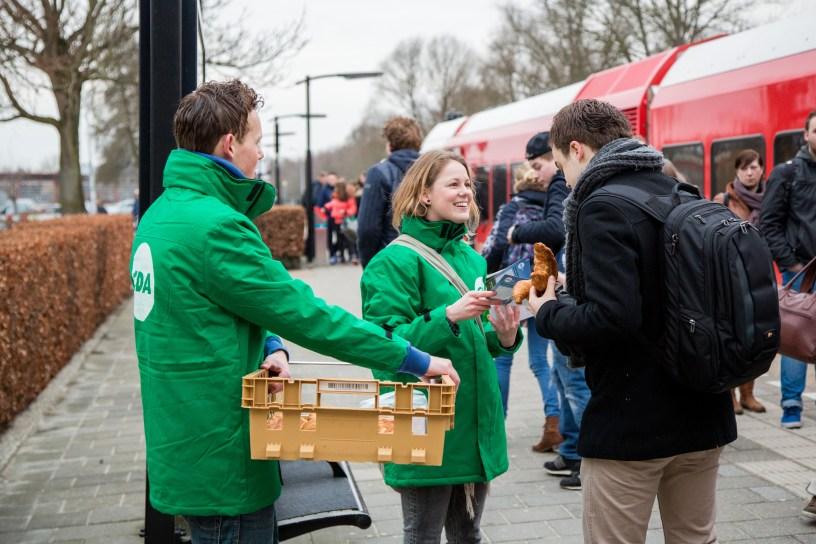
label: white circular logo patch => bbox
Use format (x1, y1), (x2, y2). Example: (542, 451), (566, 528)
(132, 242), (155, 321)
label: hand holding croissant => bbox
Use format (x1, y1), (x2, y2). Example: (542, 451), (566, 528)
(512, 243), (558, 304)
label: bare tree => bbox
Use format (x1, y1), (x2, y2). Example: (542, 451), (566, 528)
(0, 0), (136, 213)
(196, 0), (306, 87)
(377, 38), (425, 125)
(485, 0), (750, 102)
(613, 0), (748, 57)
(90, 34), (138, 188)
(491, 0), (629, 94)
(377, 35), (486, 131)
(89, 1), (306, 189)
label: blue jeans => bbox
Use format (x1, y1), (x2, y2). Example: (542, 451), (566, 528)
(184, 503), (278, 544)
(494, 320), (560, 419)
(551, 355), (591, 461)
(780, 270), (814, 410)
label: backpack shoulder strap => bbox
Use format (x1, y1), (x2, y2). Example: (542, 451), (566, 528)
(390, 234), (485, 336)
(586, 184), (669, 223)
(584, 171), (698, 223)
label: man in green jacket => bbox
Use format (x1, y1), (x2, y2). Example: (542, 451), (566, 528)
(130, 80), (457, 544)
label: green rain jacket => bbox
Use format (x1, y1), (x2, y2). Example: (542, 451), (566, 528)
(360, 216), (521, 487)
(131, 150), (421, 516)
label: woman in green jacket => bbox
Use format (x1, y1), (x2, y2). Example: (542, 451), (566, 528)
(361, 150), (522, 543)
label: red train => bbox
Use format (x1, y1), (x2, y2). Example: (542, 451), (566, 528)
(420, 17), (816, 244)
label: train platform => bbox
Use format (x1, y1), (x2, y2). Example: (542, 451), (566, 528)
(2, 263), (816, 543)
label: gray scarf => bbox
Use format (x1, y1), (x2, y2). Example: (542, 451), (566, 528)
(732, 177), (765, 225)
(563, 138), (665, 303)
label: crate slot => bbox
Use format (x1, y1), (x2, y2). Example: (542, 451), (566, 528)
(411, 448), (426, 464)
(299, 444), (315, 459)
(266, 442), (281, 458)
(377, 447), (393, 462)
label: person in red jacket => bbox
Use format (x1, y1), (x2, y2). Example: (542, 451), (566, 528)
(323, 180), (357, 264)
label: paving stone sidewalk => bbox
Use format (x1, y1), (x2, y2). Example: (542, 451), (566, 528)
(2, 264), (816, 543)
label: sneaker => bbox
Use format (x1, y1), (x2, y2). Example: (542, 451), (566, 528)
(544, 455), (580, 476)
(802, 496), (816, 521)
(329, 256), (339, 266)
(782, 407), (803, 429)
(560, 471), (581, 490)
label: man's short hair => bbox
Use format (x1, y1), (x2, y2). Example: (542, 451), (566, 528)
(383, 116), (423, 152)
(806, 110), (816, 132)
(734, 149), (763, 170)
(173, 79), (263, 153)
(550, 99), (632, 155)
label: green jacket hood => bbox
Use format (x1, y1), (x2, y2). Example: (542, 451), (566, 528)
(163, 148), (276, 220)
(400, 216), (466, 252)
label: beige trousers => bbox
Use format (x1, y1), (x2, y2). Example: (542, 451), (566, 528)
(582, 447), (722, 544)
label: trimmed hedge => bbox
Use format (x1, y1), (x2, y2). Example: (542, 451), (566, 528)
(254, 205), (306, 269)
(0, 215), (133, 429)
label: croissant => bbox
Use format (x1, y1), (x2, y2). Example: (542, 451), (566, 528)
(511, 243), (558, 304)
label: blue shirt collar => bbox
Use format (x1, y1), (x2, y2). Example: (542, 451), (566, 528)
(193, 152), (246, 179)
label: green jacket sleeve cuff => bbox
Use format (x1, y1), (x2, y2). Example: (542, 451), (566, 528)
(486, 326), (523, 357)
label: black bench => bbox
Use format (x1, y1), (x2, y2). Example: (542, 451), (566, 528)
(277, 460), (371, 541)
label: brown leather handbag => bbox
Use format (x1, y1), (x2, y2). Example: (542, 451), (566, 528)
(778, 257), (816, 364)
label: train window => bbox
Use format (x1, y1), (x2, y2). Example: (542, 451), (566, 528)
(662, 143), (704, 192)
(773, 131), (804, 165)
(710, 136), (765, 198)
(491, 164), (508, 217)
(473, 166), (489, 221)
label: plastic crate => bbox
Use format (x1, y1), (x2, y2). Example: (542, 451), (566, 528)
(241, 370), (456, 465)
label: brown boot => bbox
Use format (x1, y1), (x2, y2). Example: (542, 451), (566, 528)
(732, 389), (743, 415)
(532, 416), (563, 453)
(739, 380), (766, 413)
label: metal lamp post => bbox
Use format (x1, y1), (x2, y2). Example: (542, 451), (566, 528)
(295, 72), (382, 262)
(272, 113), (326, 199)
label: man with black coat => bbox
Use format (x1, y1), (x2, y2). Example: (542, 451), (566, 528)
(357, 116), (422, 267)
(760, 110), (816, 431)
(529, 99), (736, 543)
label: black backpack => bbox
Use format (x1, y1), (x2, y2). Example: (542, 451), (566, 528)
(590, 176), (780, 393)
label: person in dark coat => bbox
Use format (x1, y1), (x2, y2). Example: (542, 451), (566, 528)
(529, 99), (736, 543)
(760, 110), (816, 432)
(506, 133), (569, 255)
(481, 164), (563, 453)
(357, 116), (422, 267)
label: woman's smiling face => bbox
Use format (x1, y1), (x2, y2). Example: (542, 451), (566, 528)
(423, 160), (473, 224)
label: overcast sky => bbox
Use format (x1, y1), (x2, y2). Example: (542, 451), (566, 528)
(0, 0), (804, 171)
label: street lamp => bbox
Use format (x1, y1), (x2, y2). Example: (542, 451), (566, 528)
(295, 71), (383, 262)
(271, 113), (326, 198)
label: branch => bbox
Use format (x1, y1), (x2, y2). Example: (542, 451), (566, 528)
(0, 71), (59, 126)
(3, 0), (47, 42)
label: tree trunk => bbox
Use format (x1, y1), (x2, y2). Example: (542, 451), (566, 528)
(55, 80), (86, 214)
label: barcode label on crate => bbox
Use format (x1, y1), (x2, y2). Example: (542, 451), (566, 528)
(319, 381), (377, 394)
